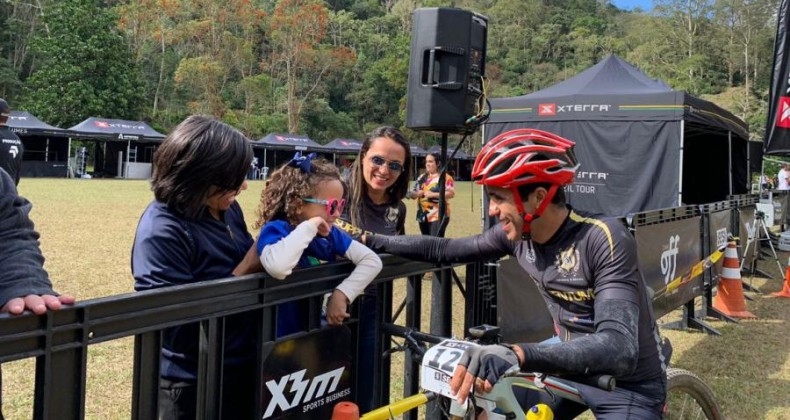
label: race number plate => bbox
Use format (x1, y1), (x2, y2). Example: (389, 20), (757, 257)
(420, 339), (478, 398)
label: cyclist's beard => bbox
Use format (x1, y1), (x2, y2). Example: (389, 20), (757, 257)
(513, 184), (561, 236)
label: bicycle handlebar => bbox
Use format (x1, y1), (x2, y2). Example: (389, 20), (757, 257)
(381, 322), (616, 392)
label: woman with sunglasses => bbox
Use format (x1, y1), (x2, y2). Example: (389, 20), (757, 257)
(253, 152), (382, 337)
(410, 152), (456, 237)
(132, 115), (263, 420)
(335, 126), (412, 412)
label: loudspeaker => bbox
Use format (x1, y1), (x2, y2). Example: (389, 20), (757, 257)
(406, 8), (488, 134)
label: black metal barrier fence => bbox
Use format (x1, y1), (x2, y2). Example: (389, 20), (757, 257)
(0, 255), (480, 420)
(0, 193), (780, 419)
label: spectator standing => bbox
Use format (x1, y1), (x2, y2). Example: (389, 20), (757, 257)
(408, 152), (455, 237)
(131, 116), (262, 420)
(335, 126), (412, 412)
(778, 164), (790, 190)
(0, 167), (75, 420)
(252, 151), (382, 337)
(0, 99), (23, 185)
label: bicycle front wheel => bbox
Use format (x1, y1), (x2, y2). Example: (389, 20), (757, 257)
(664, 368), (723, 420)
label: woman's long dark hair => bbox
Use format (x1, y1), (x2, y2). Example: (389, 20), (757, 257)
(346, 126), (412, 227)
(151, 115), (253, 219)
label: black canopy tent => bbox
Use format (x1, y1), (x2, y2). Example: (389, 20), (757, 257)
(427, 144), (474, 180)
(7, 111), (73, 177)
(323, 138), (363, 164)
(252, 133), (327, 173)
(484, 54), (750, 217)
(68, 117), (166, 178)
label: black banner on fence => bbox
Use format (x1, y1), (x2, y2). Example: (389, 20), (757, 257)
(765, 0), (790, 154)
(708, 210), (732, 282)
(636, 216), (702, 319)
(261, 327), (353, 419)
(739, 206), (759, 268)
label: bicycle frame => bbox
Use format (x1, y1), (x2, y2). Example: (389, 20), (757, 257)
(472, 374), (585, 419)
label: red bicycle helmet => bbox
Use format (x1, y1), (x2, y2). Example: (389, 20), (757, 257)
(472, 129), (579, 234)
(472, 129), (578, 188)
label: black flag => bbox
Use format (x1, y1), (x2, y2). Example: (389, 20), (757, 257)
(765, 0), (790, 155)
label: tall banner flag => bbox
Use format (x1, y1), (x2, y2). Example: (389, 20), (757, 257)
(765, 0), (790, 155)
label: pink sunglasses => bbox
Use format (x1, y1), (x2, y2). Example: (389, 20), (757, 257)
(302, 197), (346, 215)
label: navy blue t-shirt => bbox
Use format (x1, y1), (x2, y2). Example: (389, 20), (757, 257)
(131, 200), (255, 381)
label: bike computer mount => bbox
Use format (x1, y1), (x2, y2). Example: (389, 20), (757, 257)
(467, 324), (501, 344)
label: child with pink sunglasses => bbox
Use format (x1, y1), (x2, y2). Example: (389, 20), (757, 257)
(253, 152), (382, 337)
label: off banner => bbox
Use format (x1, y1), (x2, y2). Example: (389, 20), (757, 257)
(764, 0), (790, 154)
(635, 216), (702, 318)
(708, 210), (732, 285)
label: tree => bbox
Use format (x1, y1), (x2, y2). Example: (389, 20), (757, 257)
(266, 0), (356, 133)
(22, 0), (143, 127)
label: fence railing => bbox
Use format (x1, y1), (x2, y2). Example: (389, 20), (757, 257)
(0, 193), (779, 419)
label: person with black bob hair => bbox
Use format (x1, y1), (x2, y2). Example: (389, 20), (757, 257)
(132, 115), (263, 420)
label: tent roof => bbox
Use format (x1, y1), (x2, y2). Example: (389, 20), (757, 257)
(409, 144), (428, 157)
(323, 138), (363, 153)
(488, 54), (748, 139)
(426, 144), (473, 160)
(68, 117), (166, 142)
(255, 133), (325, 151)
(7, 111), (70, 137)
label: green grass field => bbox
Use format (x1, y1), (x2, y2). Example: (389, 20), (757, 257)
(2, 178), (789, 419)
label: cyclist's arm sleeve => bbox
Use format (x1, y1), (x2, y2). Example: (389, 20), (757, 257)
(365, 226), (513, 263)
(514, 298), (639, 377)
(516, 221), (641, 377)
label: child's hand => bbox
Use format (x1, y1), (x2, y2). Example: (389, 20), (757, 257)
(326, 290), (350, 325)
(309, 216), (332, 237)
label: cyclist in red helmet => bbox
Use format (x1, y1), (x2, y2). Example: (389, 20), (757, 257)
(364, 129), (666, 419)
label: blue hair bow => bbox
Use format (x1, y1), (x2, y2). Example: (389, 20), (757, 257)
(288, 151), (317, 173)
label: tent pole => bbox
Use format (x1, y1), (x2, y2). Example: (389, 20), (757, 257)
(45, 138), (50, 162)
(678, 121), (684, 206)
(727, 131), (736, 195)
(126, 139), (131, 179)
(67, 137), (72, 178)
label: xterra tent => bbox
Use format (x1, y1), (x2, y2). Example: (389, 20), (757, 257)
(7, 111), (72, 177)
(68, 117), (166, 178)
(484, 54), (751, 217)
(253, 133), (326, 171)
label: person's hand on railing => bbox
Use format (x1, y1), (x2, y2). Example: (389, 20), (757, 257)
(325, 289), (351, 326)
(1, 294), (75, 316)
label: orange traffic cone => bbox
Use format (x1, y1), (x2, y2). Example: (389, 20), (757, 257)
(771, 257), (790, 298)
(713, 241), (757, 318)
(332, 401), (360, 420)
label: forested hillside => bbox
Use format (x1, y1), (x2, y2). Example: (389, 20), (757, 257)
(0, 0), (778, 147)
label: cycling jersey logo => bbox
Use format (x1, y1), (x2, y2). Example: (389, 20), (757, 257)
(557, 244), (579, 275)
(384, 205), (399, 225)
(660, 235), (680, 285)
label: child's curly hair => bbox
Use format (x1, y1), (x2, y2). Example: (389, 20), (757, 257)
(253, 157), (342, 229)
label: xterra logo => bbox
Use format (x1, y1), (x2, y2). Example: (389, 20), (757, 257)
(538, 103), (611, 116)
(263, 367), (344, 418)
(777, 97), (790, 128)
